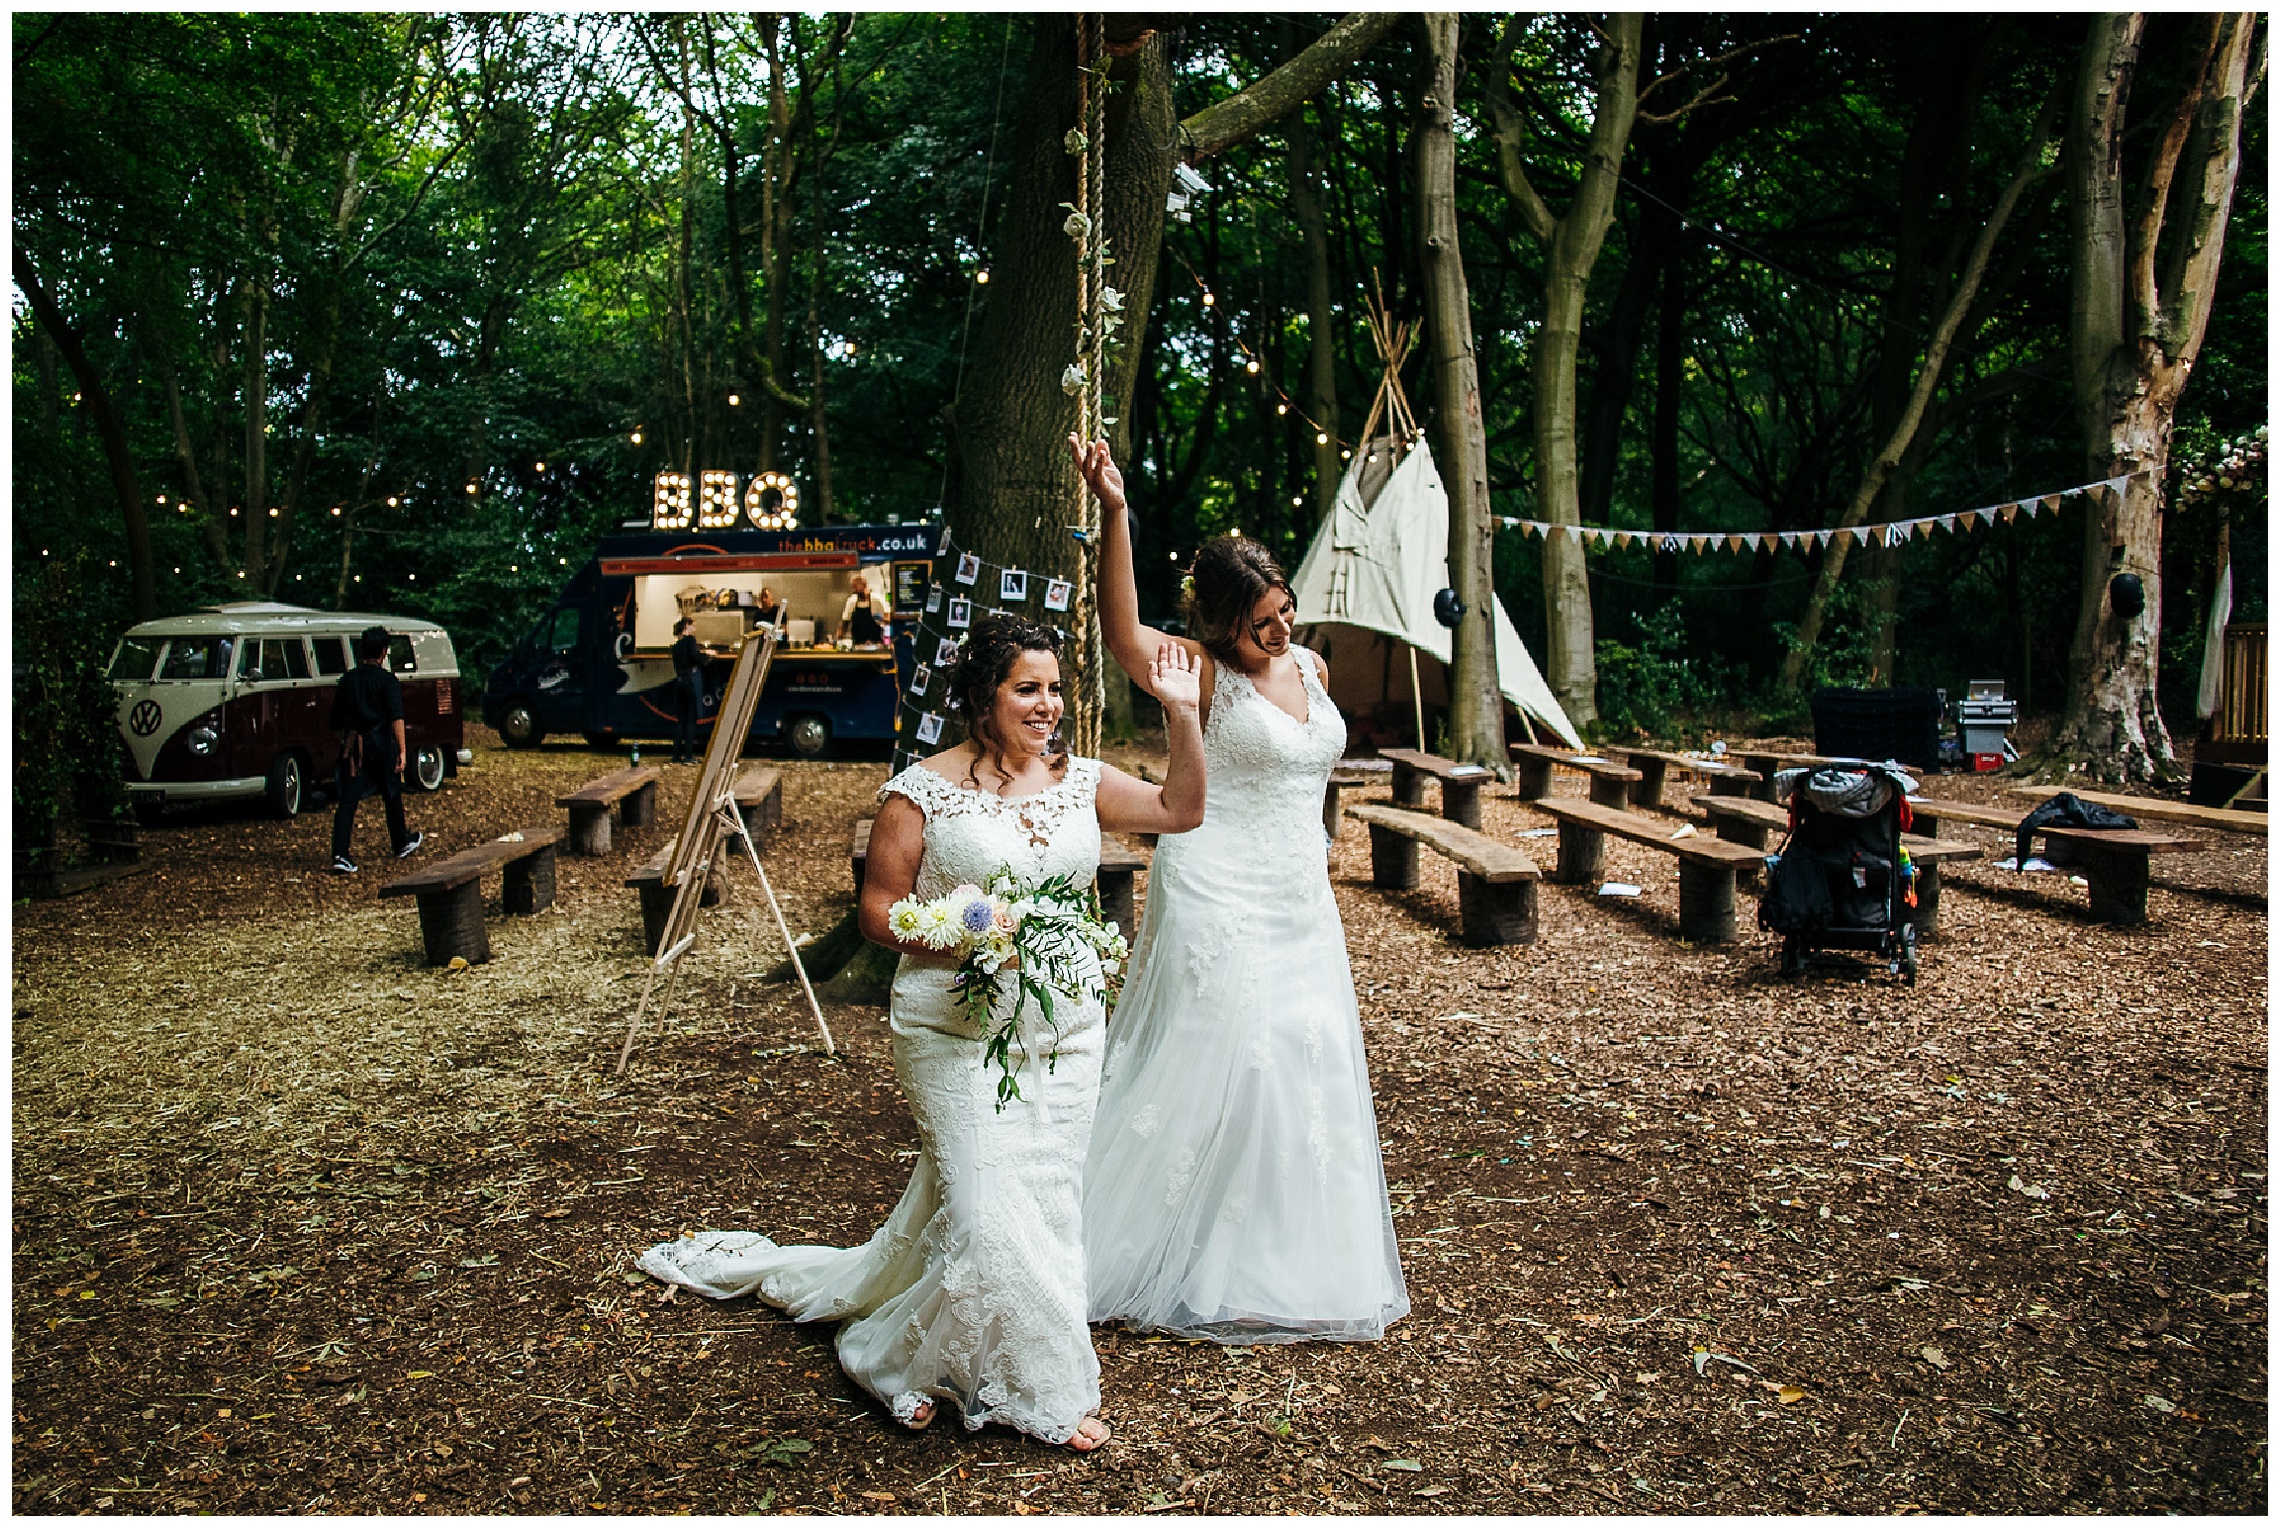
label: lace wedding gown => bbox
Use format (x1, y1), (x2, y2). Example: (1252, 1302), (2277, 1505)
(639, 759), (1107, 1443)
(1083, 653), (1408, 1342)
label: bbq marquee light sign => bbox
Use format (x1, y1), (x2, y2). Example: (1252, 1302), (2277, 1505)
(652, 470), (802, 531)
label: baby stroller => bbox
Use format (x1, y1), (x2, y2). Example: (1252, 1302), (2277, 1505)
(1758, 760), (1920, 983)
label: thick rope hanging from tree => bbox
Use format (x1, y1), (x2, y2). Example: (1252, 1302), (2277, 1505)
(1066, 13), (1109, 760)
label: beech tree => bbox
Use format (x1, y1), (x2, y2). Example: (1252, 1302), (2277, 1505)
(2057, 12), (2264, 779)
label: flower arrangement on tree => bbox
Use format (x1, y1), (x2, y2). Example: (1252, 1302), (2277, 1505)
(887, 865), (1128, 1107)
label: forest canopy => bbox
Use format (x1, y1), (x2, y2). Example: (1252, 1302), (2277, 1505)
(13, 11), (2267, 753)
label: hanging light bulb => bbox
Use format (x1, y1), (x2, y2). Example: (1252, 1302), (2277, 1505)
(1245, 358), (1260, 375)
(976, 268), (990, 284)
(631, 429), (644, 445)
(1315, 432), (1329, 446)
(1276, 403), (1288, 416)
(1200, 290), (1215, 307)
(535, 461), (547, 472)
(387, 496), (399, 507)
(727, 393), (740, 407)
(465, 482), (479, 496)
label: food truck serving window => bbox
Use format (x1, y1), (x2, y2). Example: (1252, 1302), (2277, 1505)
(109, 638), (163, 681)
(157, 637), (235, 681)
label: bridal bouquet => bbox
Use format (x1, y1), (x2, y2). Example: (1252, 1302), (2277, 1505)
(887, 866), (1129, 1107)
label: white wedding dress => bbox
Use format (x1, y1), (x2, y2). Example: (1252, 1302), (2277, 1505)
(1083, 652), (1408, 1342)
(639, 759), (1108, 1444)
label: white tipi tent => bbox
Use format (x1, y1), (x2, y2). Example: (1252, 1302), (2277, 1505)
(1288, 292), (1582, 751)
(1291, 438), (1582, 751)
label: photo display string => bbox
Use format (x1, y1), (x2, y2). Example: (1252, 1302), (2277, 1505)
(889, 527), (1079, 777)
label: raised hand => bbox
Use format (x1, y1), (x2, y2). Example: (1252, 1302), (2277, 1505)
(1145, 640), (1201, 714)
(1066, 434), (1126, 512)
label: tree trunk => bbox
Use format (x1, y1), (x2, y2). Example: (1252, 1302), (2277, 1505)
(2055, 13), (2260, 782)
(1415, 14), (1503, 767)
(1284, 25), (1342, 525)
(1650, 258), (1684, 594)
(1489, 14), (1644, 730)
(241, 273), (271, 588)
(12, 244), (158, 620)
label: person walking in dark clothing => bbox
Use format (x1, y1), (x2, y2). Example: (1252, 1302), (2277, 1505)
(670, 617), (707, 764)
(330, 626), (423, 873)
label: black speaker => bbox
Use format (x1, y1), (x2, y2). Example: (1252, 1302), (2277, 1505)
(2109, 573), (2146, 620)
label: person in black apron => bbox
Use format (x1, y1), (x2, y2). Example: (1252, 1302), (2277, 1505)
(670, 618), (706, 764)
(841, 574), (887, 647)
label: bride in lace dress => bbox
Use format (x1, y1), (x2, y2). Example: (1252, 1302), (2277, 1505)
(639, 615), (1205, 1449)
(1071, 436), (1409, 1343)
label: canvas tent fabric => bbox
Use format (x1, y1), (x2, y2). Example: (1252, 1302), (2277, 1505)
(1290, 438), (1583, 750)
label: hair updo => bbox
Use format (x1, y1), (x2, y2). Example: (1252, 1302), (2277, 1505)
(1182, 534), (1294, 665)
(942, 613), (1066, 774)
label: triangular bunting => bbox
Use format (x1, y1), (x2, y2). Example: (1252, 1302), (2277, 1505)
(1959, 510), (1979, 530)
(2041, 493), (2062, 513)
(1744, 532), (1762, 551)
(1818, 529), (1836, 548)
(1938, 514), (1958, 532)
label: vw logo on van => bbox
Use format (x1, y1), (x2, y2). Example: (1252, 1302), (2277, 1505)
(128, 699), (163, 736)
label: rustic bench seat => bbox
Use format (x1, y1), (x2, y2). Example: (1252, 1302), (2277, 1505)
(1509, 743), (1642, 807)
(2008, 784), (2266, 837)
(722, 764), (785, 853)
(1907, 795), (2208, 926)
(624, 835), (728, 956)
(1610, 747), (1761, 809)
(1530, 798), (1764, 943)
(1322, 765), (1373, 840)
(851, 818), (1148, 934)
(380, 827), (565, 965)
(1379, 747), (1497, 827)
(1346, 802), (1541, 946)
(556, 765), (662, 855)
(1692, 793), (1982, 937)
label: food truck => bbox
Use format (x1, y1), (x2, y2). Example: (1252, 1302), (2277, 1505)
(482, 471), (938, 756)
(108, 603), (469, 819)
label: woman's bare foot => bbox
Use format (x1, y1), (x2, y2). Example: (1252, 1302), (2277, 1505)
(1065, 1415), (1111, 1451)
(902, 1398), (936, 1431)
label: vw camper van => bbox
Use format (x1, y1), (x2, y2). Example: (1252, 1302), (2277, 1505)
(109, 603), (469, 819)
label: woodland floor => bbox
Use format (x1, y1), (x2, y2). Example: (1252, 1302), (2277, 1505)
(12, 727), (2269, 1515)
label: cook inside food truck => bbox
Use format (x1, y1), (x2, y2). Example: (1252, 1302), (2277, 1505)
(482, 470), (937, 757)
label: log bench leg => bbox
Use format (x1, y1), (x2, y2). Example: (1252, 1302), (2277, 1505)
(568, 803), (611, 856)
(1321, 780), (1348, 842)
(621, 781), (657, 830)
(1629, 757), (1668, 810)
(1912, 862), (1944, 939)
(638, 883), (673, 955)
(414, 880), (488, 966)
(503, 845), (557, 916)
(1392, 760), (1426, 810)
(1709, 775), (1752, 798)
(2079, 844), (2152, 926)
(1588, 774), (1631, 809)
(1457, 873), (1538, 946)
(1909, 807), (1944, 838)
(1514, 758), (1555, 801)
(1097, 867), (1137, 936)
(1553, 823), (1605, 886)
(1368, 824), (1422, 890)
(756, 781), (783, 833)
(1677, 861), (1739, 943)
(1441, 778), (1483, 829)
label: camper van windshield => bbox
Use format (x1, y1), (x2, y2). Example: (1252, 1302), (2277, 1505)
(155, 636), (236, 681)
(109, 638), (163, 681)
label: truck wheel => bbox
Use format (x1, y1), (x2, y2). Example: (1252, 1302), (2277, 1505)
(265, 753), (305, 819)
(499, 703), (544, 749)
(787, 714), (830, 758)
(408, 744), (447, 793)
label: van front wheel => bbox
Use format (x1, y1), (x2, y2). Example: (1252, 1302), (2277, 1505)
(787, 715), (830, 759)
(266, 753), (305, 819)
(408, 744), (447, 792)
(499, 703), (544, 749)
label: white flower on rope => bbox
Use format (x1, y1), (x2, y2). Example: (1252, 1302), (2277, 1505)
(1061, 363), (1087, 396)
(1063, 210), (1091, 241)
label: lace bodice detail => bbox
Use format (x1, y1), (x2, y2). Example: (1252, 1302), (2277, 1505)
(881, 758), (1104, 900)
(1196, 652), (1344, 851)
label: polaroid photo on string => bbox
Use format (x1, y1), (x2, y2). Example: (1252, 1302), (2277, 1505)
(1043, 577), (1073, 612)
(953, 551), (981, 586)
(935, 635), (960, 667)
(1000, 568), (1029, 603)
(915, 711), (945, 745)
(946, 596), (973, 629)
(907, 663), (932, 697)
(925, 585), (942, 614)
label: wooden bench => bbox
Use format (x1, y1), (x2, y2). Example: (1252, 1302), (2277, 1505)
(556, 765), (662, 855)
(1692, 794), (1982, 937)
(1608, 747), (1760, 809)
(1346, 803), (1542, 946)
(380, 827), (565, 965)
(1530, 798), (1766, 943)
(1737, 750), (1849, 802)
(624, 836), (728, 956)
(1509, 743), (1642, 808)
(2008, 784), (2267, 837)
(1379, 748), (1497, 828)
(1908, 795), (2209, 927)
(722, 764), (785, 854)
(1323, 766), (1373, 840)
(851, 819), (1149, 934)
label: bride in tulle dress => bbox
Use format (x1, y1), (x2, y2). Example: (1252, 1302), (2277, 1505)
(1071, 436), (1409, 1344)
(640, 615), (1207, 1447)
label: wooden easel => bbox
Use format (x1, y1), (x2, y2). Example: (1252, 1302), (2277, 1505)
(615, 630), (833, 1073)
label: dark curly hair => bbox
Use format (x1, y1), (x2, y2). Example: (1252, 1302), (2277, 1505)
(1183, 534), (1294, 665)
(942, 613), (1066, 782)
